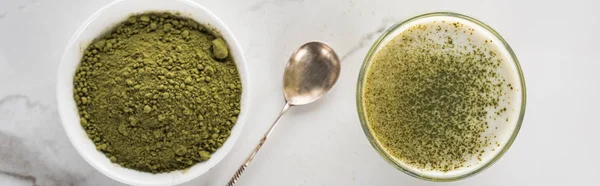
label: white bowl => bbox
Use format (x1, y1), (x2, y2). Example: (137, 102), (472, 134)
(56, 0), (250, 185)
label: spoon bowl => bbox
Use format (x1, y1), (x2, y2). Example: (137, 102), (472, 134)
(284, 42), (341, 105)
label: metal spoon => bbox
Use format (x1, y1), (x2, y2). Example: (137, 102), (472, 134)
(226, 41), (341, 186)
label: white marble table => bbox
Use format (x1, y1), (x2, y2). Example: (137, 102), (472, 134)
(1, 0), (600, 185)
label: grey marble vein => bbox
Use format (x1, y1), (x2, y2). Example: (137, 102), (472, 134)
(17, 0), (44, 11)
(0, 13), (6, 19)
(340, 18), (396, 61)
(0, 169), (38, 186)
(0, 94), (49, 110)
(0, 130), (85, 186)
(0, 95), (118, 185)
(0, 133), (39, 186)
(247, 0), (306, 12)
(0, 96), (80, 185)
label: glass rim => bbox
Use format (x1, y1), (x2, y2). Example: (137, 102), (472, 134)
(356, 12), (527, 182)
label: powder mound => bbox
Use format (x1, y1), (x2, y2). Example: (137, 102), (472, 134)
(73, 12), (242, 173)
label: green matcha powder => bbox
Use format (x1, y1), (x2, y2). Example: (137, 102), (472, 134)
(73, 12), (242, 173)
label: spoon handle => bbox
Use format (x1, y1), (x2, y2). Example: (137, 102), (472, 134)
(226, 103), (291, 186)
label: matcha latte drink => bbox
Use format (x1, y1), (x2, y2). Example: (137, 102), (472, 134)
(357, 13), (525, 180)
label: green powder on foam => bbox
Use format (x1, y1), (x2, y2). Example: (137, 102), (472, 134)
(363, 21), (511, 172)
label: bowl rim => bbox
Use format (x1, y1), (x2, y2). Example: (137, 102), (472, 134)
(55, 0), (250, 185)
(355, 12), (527, 182)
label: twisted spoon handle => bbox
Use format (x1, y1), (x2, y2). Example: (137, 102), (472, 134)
(226, 103), (291, 186)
